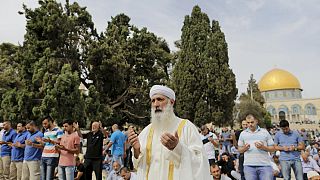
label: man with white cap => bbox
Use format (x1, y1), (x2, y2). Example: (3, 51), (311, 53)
(128, 85), (211, 180)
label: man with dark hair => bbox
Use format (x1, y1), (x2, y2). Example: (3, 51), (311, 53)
(56, 120), (80, 180)
(74, 156), (85, 180)
(274, 119), (305, 180)
(10, 122), (28, 180)
(84, 121), (104, 180)
(200, 125), (218, 165)
(36, 116), (63, 180)
(210, 162), (231, 180)
(0, 121), (17, 179)
(217, 152), (237, 179)
(22, 121), (44, 180)
(238, 113), (275, 180)
(233, 119), (247, 180)
(119, 166), (137, 180)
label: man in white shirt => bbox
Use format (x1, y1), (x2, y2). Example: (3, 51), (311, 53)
(119, 167), (137, 180)
(200, 125), (219, 165)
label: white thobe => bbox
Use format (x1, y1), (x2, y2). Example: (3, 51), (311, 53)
(132, 117), (212, 180)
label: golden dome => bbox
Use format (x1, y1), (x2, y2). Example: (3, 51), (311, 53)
(258, 68), (301, 92)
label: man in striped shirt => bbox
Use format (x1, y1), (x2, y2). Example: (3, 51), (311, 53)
(36, 116), (63, 180)
(238, 113), (275, 180)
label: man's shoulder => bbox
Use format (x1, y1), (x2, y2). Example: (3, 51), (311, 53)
(35, 131), (44, 136)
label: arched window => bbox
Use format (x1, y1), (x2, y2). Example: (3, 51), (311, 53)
(278, 105), (289, 114)
(305, 103), (317, 115)
(291, 104), (301, 115)
(267, 105), (276, 115)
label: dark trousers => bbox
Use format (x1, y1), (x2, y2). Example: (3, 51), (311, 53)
(239, 153), (246, 180)
(84, 158), (102, 180)
(124, 147), (133, 170)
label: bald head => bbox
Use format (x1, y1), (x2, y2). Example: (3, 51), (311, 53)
(91, 122), (100, 133)
(112, 124), (118, 131)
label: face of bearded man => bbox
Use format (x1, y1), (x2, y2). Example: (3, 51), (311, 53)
(151, 100), (175, 132)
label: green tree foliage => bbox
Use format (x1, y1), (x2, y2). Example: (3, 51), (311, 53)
(33, 64), (86, 125)
(87, 14), (171, 126)
(172, 6), (237, 126)
(4, 0), (97, 125)
(239, 74), (265, 105)
(0, 43), (31, 122)
(237, 75), (271, 127)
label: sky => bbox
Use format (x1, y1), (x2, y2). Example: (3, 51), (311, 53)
(1, 0), (320, 98)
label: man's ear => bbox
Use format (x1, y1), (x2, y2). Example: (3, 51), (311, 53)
(170, 99), (175, 105)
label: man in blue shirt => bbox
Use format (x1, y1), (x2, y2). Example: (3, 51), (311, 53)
(274, 119), (305, 180)
(0, 121), (17, 179)
(10, 122), (28, 180)
(22, 121), (43, 180)
(105, 124), (126, 167)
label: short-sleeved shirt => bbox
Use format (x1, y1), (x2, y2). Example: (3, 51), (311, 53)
(11, 130), (28, 161)
(59, 132), (80, 166)
(274, 130), (303, 161)
(110, 130), (126, 156)
(24, 130), (43, 161)
(1, 128), (17, 157)
(238, 126), (274, 166)
(221, 131), (231, 145)
(42, 127), (64, 158)
(200, 132), (218, 160)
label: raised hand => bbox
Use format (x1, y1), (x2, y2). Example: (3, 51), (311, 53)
(160, 131), (179, 151)
(128, 129), (140, 150)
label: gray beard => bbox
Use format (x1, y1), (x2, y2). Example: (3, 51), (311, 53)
(150, 104), (176, 132)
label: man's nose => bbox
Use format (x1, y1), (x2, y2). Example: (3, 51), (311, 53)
(153, 100), (160, 106)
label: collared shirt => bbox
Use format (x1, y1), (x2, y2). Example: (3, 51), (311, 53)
(301, 156), (320, 174)
(42, 127), (63, 158)
(24, 130), (43, 161)
(238, 126), (274, 166)
(274, 130), (303, 161)
(1, 128), (17, 157)
(110, 130), (126, 156)
(107, 170), (121, 180)
(11, 130), (28, 161)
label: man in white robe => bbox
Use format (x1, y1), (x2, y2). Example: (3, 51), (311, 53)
(128, 85), (211, 180)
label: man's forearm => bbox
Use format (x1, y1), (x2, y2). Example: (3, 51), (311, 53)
(238, 146), (246, 153)
(274, 145), (284, 151)
(262, 145), (275, 152)
(133, 148), (141, 159)
(32, 143), (44, 149)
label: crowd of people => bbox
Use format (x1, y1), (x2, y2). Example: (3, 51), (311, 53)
(201, 117), (320, 180)
(1, 84), (320, 180)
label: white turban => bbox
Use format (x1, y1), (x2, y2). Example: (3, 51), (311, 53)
(149, 85), (175, 101)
